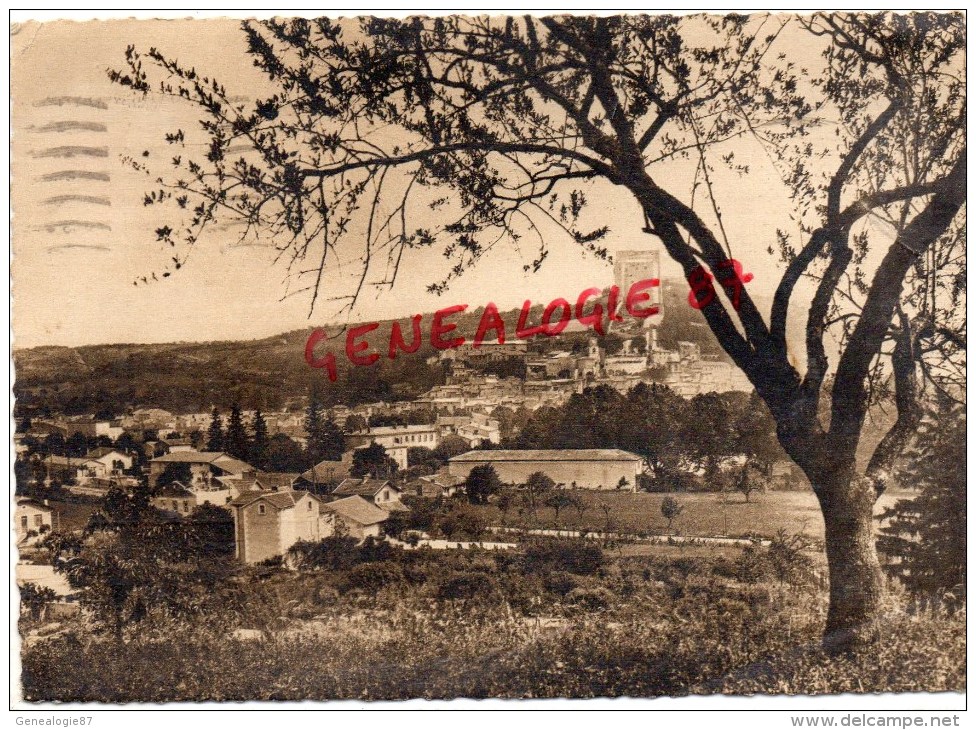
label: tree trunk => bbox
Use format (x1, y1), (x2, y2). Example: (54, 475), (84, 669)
(816, 470), (886, 653)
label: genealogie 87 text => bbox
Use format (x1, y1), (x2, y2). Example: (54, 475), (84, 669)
(305, 259), (752, 381)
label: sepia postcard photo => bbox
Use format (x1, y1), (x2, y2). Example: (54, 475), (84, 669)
(9, 9), (966, 709)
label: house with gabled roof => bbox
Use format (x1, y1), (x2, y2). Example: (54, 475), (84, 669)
(149, 450), (255, 487)
(255, 471), (300, 491)
(216, 471), (300, 500)
(332, 478), (404, 509)
(80, 447), (134, 480)
(319, 495), (389, 540)
(15, 497), (54, 543)
(151, 479), (233, 515)
(229, 490), (321, 564)
(293, 453), (354, 492)
(402, 473), (463, 499)
(159, 437), (194, 453)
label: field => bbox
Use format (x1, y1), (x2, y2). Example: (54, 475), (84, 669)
(471, 488), (913, 542)
(20, 543), (964, 701)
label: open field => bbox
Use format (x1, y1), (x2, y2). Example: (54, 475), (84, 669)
(474, 488), (913, 542)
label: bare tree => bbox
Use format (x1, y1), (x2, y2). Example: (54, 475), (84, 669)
(112, 12), (965, 649)
(545, 491), (575, 527)
(566, 491), (588, 522)
(596, 498), (614, 534)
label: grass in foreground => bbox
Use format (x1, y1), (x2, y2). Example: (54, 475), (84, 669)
(21, 588), (963, 701)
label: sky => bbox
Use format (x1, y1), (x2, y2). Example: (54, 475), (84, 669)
(10, 11), (821, 350)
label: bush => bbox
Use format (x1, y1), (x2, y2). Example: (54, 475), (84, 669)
(435, 571), (498, 602)
(543, 571), (578, 597)
(433, 503), (487, 540)
(523, 539), (604, 576)
(19, 582), (57, 622)
(734, 545), (772, 584)
(341, 562), (405, 593)
(287, 536), (361, 571)
(17, 587), (965, 701)
(500, 573), (545, 613)
(566, 586), (614, 610)
(358, 536), (401, 562)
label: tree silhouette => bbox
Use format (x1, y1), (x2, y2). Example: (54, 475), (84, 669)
(113, 13), (966, 649)
(304, 390), (345, 462)
(733, 460), (766, 503)
(205, 408), (223, 452)
(464, 464), (502, 505)
(350, 442), (398, 479)
(545, 491), (575, 526)
(250, 409), (269, 468)
(524, 471), (555, 513)
(877, 403), (966, 597)
(224, 404), (250, 461)
(661, 496), (684, 534)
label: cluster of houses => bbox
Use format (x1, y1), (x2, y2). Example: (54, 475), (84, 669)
(418, 331), (751, 417)
(38, 447), (139, 495)
(135, 447), (409, 564)
(20, 433), (648, 564)
(146, 441), (648, 564)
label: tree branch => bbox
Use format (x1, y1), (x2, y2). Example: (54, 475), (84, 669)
(830, 148), (966, 456)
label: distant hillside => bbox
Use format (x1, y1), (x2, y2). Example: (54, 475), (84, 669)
(13, 278), (769, 416)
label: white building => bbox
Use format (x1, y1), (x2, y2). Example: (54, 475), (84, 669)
(346, 424), (441, 469)
(457, 411), (501, 446)
(449, 449), (645, 491)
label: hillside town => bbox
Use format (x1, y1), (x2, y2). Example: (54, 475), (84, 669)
(14, 252), (768, 568)
(12, 10), (966, 706)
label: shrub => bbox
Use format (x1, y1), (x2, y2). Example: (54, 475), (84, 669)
(523, 539), (604, 576)
(433, 503), (487, 540)
(19, 582), (57, 622)
(543, 571), (578, 597)
(500, 573), (545, 613)
(710, 556), (739, 580)
(287, 536), (360, 571)
(358, 536), (401, 563)
(766, 530), (815, 586)
(435, 571), (498, 602)
(734, 545), (772, 584)
(566, 586), (614, 610)
(341, 562), (404, 593)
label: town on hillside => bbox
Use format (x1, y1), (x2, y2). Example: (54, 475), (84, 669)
(14, 250), (776, 567)
(12, 11), (964, 705)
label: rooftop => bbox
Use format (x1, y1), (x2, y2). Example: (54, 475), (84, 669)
(86, 447), (125, 459)
(299, 459), (351, 483)
(333, 478), (397, 498)
(229, 490), (316, 510)
(320, 495), (389, 526)
(151, 450), (254, 474)
(151, 450), (226, 464)
(365, 424), (438, 436)
(256, 472), (300, 490)
(450, 449), (644, 463)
